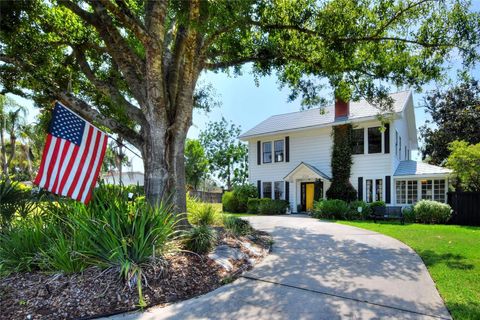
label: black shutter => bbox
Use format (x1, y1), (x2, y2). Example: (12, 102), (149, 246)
(257, 141), (261, 165)
(358, 177), (363, 201)
(385, 176), (391, 204)
(285, 136), (290, 162)
(384, 123), (390, 154)
(257, 180), (261, 198)
(285, 182), (290, 202)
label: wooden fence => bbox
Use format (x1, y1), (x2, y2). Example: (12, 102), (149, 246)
(447, 191), (480, 226)
(189, 190), (223, 203)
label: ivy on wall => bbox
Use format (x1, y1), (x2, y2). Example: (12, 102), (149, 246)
(326, 124), (358, 201)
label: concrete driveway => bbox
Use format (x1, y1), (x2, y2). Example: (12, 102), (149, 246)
(106, 215), (451, 320)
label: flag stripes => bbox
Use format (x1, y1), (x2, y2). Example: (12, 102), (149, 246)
(34, 102), (108, 204)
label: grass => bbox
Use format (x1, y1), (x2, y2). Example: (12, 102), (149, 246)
(338, 221), (480, 320)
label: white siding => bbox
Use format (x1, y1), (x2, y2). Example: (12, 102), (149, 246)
(248, 119), (400, 211)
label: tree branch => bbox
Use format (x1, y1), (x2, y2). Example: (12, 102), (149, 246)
(97, 0), (149, 44)
(57, 91), (144, 149)
(73, 47), (146, 126)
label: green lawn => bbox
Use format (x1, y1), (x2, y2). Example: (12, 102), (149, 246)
(209, 203), (254, 217)
(338, 221), (480, 320)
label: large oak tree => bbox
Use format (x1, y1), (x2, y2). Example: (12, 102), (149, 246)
(0, 0), (479, 222)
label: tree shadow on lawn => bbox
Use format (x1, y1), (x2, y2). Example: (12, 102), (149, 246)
(418, 249), (475, 270)
(447, 301), (480, 320)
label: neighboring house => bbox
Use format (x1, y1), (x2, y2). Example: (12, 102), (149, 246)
(239, 91), (451, 213)
(102, 170), (144, 186)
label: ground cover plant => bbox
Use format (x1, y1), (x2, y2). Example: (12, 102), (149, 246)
(338, 221), (480, 320)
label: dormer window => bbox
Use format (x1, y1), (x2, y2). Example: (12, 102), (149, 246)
(274, 140), (284, 162)
(263, 142), (272, 163)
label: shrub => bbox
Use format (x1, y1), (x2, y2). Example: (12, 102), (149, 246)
(223, 216), (253, 236)
(402, 205), (416, 223)
(369, 201), (386, 213)
(222, 191), (239, 212)
(0, 180), (31, 226)
(183, 225), (217, 254)
(347, 200), (371, 220)
(233, 184), (258, 212)
(188, 202), (221, 226)
(414, 200), (452, 224)
(247, 198), (260, 214)
(257, 199), (289, 215)
(313, 199), (349, 219)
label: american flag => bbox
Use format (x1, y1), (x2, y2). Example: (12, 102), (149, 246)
(34, 102), (108, 204)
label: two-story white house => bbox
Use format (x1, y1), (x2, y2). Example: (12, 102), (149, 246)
(239, 91), (452, 213)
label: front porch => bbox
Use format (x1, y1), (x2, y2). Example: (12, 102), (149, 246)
(284, 162), (331, 213)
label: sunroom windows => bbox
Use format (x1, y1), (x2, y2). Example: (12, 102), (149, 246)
(396, 179), (446, 204)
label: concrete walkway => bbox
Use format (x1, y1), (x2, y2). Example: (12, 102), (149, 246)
(106, 215), (451, 320)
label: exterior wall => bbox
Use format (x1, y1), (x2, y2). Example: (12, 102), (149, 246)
(103, 172), (144, 186)
(248, 118), (399, 211)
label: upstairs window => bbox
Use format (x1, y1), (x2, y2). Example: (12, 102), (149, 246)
(262, 182), (272, 198)
(368, 127), (382, 154)
(395, 131), (398, 157)
(274, 140), (284, 162)
(352, 128), (364, 154)
(398, 136), (402, 159)
(263, 142), (272, 163)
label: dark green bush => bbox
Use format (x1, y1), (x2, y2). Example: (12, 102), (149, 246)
(233, 184), (258, 212)
(369, 201), (386, 213)
(347, 200), (371, 220)
(223, 216), (253, 236)
(222, 184), (258, 213)
(222, 191), (239, 212)
(0, 180), (32, 226)
(414, 200), (452, 224)
(313, 199), (350, 219)
(247, 198), (260, 214)
(402, 205), (416, 223)
(183, 225), (217, 254)
(257, 199), (289, 215)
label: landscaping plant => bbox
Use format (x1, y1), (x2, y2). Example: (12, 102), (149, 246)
(223, 216), (253, 236)
(183, 225), (217, 254)
(257, 199), (289, 215)
(413, 200), (452, 224)
(188, 202), (221, 226)
(313, 199), (350, 220)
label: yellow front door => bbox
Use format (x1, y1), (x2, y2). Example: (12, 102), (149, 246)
(306, 183), (314, 211)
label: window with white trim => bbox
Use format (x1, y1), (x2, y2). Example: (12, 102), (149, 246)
(396, 180), (418, 204)
(274, 181), (284, 200)
(398, 136), (402, 159)
(352, 128), (365, 154)
(366, 179), (373, 202)
(262, 182), (272, 198)
(395, 130), (398, 157)
(274, 140), (284, 162)
(421, 179), (446, 202)
(368, 127), (382, 154)
(262, 142), (272, 163)
(375, 179), (383, 201)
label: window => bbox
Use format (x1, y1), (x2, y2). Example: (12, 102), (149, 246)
(262, 142), (272, 163)
(262, 182), (272, 198)
(366, 179), (373, 202)
(274, 181), (284, 200)
(398, 136), (402, 159)
(375, 179), (383, 201)
(396, 181), (406, 204)
(396, 180), (419, 204)
(352, 128), (364, 154)
(274, 140), (284, 162)
(368, 127), (382, 153)
(422, 179), (446, 202)
(407, 180), (418, 204)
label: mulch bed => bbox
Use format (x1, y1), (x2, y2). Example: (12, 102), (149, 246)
(0, 230), (272, 320)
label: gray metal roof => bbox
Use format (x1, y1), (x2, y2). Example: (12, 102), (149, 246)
(394, 160), (452, 177)
(239, 91), (411, 139)
(284, 162), (331, 181)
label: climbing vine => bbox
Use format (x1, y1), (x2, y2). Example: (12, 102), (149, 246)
(326, 124), (357, 201)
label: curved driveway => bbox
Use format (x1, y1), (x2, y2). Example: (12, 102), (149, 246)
(109, 215), (451, 320)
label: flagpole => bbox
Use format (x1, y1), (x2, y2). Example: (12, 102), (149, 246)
(55, 101), (143, 159)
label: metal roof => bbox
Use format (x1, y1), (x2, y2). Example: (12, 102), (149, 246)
(284, 162), (331, 181)
(394, 160), (452, 177)
(239, 91), (411, 139)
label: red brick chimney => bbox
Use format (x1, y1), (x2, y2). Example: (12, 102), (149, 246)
(335, 97), (349, 119)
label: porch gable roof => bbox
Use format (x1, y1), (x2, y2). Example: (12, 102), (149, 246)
(284, 162), (331, 181)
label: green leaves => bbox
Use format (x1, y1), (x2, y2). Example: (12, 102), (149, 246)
(447, 140), (480, 191)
